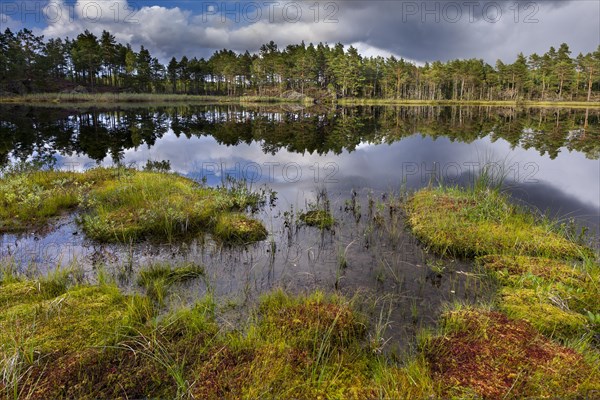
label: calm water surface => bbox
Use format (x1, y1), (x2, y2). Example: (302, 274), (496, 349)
(1, 104), (598, 351)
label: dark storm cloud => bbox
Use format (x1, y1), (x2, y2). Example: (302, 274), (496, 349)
(335, 0), (599, 62)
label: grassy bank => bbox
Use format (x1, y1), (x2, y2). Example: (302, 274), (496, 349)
(0, 262), (438, 399)
(406, 186), (589, 259)
(0, 93), (315, 105)
(0, 166), (268, 243)
(337, 98), (600, 108)
(406, 185), (600, 397)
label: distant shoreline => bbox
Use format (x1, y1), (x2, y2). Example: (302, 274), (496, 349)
(1, 93), (599, 108)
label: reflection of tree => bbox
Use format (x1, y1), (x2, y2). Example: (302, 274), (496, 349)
(0, 107), (169, 164)
(0, 105), (597, 166)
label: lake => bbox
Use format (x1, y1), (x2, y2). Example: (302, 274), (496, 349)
(1, 104), (598, 352)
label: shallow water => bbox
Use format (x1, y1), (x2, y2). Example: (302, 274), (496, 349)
(1, 104), (598, 351)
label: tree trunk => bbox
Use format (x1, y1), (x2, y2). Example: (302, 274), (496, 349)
(587, 69), (593, 102)
(559, 77), (564, 99)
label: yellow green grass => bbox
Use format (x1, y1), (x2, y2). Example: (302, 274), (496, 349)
(2, 93), (596, 108)
(0, 93), (313, 105)
(406, 187), (588, 259)
(480, 255), (600, 339)
(0, 167), (268, 244)
(2, 259), (596, 399)
(337, 97), (600, 108)
(299, 210), (336, 230)
(137, 262), (206, 306)
(0, 167), (121, 232)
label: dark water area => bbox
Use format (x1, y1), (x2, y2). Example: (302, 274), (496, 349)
(1, 104), (598, 352)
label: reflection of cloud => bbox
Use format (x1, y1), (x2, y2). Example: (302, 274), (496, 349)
(58, 129), (599, 232)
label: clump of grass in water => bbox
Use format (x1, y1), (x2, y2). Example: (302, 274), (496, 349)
(0, 165), (122, 233)
(299, 188), (336, 230)
(406, 184), (589, 259)
(0, 163), (269, 244)
(214, 213), (268, 243)
(79, 170), (268, 243)
(137, 262), (205, 306)
(299, 210), (335, 230)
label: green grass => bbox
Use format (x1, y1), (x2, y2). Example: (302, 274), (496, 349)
(406, 186), (588, 259)
(79, 169), (268, 243)
(0, 167), (268, 244)
(299, 210), (336, 230)
(3, 261), (596, 399)
(0, 167), (121, 232)
(213, 213), (269, 243)
(479, 255), (600, 339)
(0, 270), (153, 399)
(137, 262), (205, 306)
(0, 268), (439, 400)
(405, 184), (600, 397)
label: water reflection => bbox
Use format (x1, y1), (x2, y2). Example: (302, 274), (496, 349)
(1, 105), (598, 165)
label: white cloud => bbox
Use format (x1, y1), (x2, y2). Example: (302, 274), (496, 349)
(37, 0), (600, 63)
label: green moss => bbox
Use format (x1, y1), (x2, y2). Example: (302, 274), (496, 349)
(161, 296), (218, 339)
(193, 290), (375, 399)
(499, 287), (588, 338)
(0, 284), (145, 355)
(478, 255), (585, 286)
(257, 289), (365, 348)
(299, 210), (336, 229)
(214, 213), (268, 243)
(479, 255), (600, 317)
(406, 188), (587, 259)
(80, 170), (267, 243)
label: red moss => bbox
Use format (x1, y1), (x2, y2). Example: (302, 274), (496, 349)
(424, 310), (591, 399)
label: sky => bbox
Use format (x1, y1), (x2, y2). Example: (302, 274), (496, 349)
(1, 0), (599, 64)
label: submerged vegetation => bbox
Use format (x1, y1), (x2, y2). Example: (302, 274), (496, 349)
(0, 166), (268, 244)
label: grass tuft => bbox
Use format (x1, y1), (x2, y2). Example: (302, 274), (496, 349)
(299, 210), (336, 230)
(406, 187), (589, 259)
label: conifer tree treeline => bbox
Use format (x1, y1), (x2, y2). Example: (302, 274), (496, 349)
(1, 28), (599, 101)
